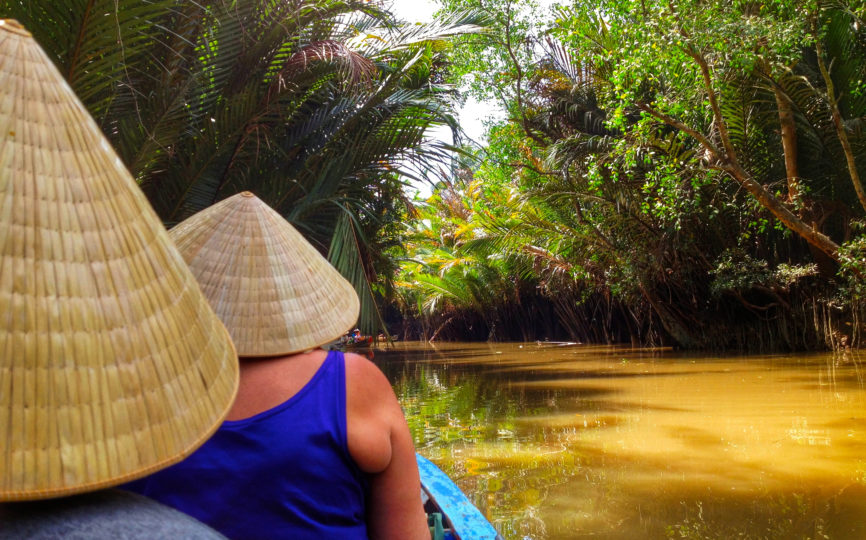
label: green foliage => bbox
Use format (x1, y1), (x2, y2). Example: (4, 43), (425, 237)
(396, 0), (866, 350)
(710, 249), (818, 298)
(394, 182), (520, 335)
(839, 223), (866, 299)
(437, 0), (544, 104)
(0, 0), (484, 332)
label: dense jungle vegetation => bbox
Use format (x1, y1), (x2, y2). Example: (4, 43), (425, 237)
(3, 0), (865, 350)
(394, 0), (866, 350)
(0, 0), (482, 333)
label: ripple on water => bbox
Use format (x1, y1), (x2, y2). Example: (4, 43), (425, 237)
(377, 343), (866, 539)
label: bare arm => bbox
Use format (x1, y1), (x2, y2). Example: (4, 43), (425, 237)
(344, 353), (429, 540)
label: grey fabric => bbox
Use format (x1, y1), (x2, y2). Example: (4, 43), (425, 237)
(0, 489), (228, 539)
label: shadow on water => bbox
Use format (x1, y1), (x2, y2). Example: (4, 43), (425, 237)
(373, 343), (866, 539)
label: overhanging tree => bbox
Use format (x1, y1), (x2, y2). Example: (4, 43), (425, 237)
(1, 0), (484, 332)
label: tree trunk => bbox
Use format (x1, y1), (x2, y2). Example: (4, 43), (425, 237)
(774, 84), (838, 275)
(815, 28), (866, 214)
(725, 161), (841, 263)
(775, 87), (801, 203)
(636, 101), (843, 263)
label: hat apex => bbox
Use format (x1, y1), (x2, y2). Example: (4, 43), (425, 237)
(170, 193), (360, 357)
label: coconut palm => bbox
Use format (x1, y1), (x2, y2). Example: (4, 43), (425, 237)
(0, 0), (484, 332)
(397, 0), (866, 348)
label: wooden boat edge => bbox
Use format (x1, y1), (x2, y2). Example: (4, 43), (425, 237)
(416, 454), (502, 540)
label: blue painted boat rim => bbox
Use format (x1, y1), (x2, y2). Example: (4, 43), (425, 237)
(416, 454), (502, 540)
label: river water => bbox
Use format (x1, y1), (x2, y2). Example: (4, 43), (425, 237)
(372, 342), (866, 539)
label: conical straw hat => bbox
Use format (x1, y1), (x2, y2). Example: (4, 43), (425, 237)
(168, 192), (360, 357)
(0, 20), (239, 501)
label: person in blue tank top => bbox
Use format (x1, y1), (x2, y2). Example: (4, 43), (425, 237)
(124, 192), (430, 540)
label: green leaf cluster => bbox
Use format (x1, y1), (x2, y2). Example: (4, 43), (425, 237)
(0, 0), (485, 333)
(395, 0), (866, 350)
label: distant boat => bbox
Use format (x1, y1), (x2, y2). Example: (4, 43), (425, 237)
(417, 454), (503, 540)
(324, 334), (374, 351)
(340, 334), (373, 350)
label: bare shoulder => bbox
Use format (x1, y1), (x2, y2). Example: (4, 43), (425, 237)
(343, 353), (429, 539)
(344, 352), (397, 401)
(344, 352), (401, 474)
(343, 353), (410, 439)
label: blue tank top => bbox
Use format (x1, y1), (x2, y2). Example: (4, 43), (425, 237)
(124, 350), (369, 539)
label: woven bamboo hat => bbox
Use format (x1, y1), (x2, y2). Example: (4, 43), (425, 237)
(168, 192), (360, 357)
(0, 20), (239, 501)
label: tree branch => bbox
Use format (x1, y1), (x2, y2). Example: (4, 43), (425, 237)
(501, 0), (545, 146)
(635, 101), (724, 160)
(814, 17), (866, 214)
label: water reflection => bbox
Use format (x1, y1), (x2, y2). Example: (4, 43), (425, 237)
(374, 343), (866, 539)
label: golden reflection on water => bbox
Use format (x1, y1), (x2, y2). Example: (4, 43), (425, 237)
(375, 342), (866, 539)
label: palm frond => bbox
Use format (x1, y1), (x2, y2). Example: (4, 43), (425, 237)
(328, 209), (388, 335)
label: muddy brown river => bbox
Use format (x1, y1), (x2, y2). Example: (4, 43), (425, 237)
(372, 342), (866, 539)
